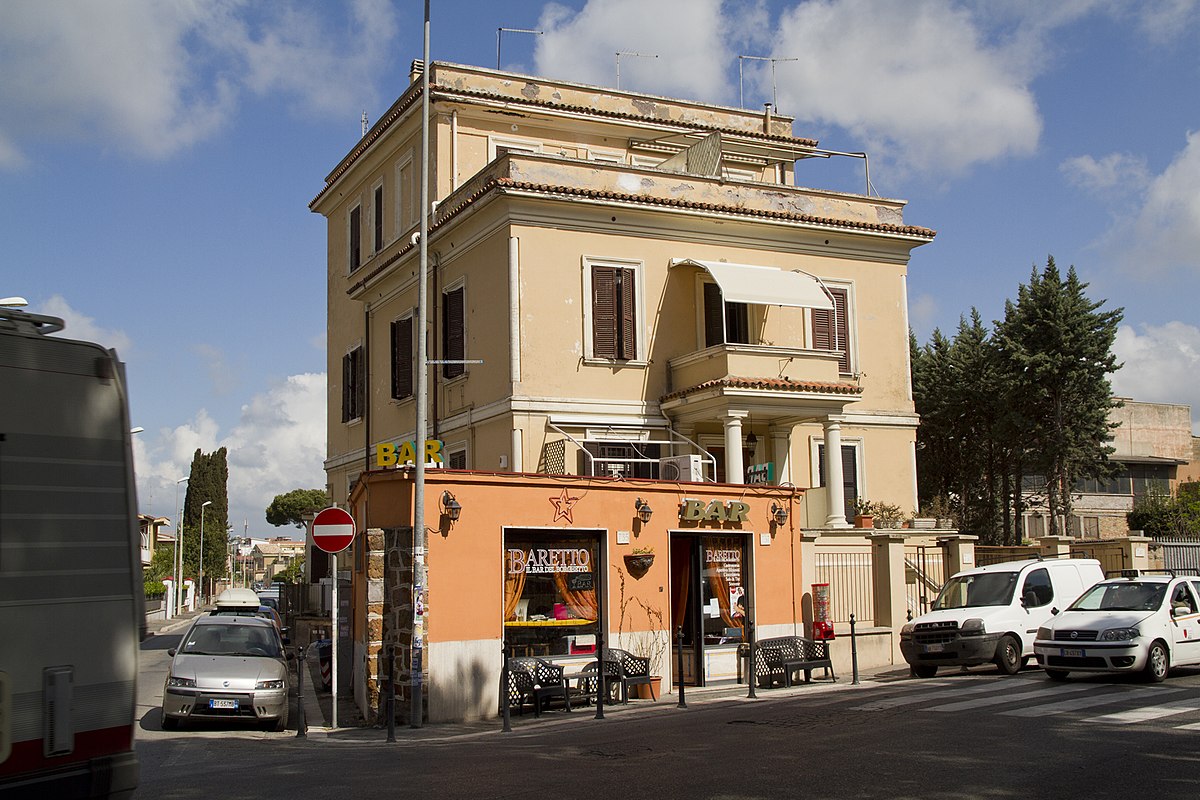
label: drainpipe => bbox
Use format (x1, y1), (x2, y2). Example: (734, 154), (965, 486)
(508, 236), (522, 472)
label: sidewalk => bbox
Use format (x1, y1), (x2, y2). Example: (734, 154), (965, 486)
(296, 659), (915, 743)
(145, 605), (206, 637)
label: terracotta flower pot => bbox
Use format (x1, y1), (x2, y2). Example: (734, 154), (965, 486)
(634, 676), (662, 700)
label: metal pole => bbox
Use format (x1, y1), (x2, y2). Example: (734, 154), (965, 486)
(386, 645), (396, 742)
(501, 641), (512, 733)
(850, 612), (860, 685)
(594, 549), (605, 720)
(746, 611), (757, 700)
(411, 0), (432, 731)
(675, 626), (687, 708)
(331, 551), (338, 729)
(295, 644), (307, 738)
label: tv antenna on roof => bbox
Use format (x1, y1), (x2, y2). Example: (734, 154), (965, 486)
(616, 51), (657, 90)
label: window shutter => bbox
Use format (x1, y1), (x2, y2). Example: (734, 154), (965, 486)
(391, 318), (413, 399)
(703, 282), (724, 347)
(352, 347), (364, 419)
(341, 352), (351, 422)
(349, 206), (361, 271)
(591, 265), (617, 359)
(811, 287), (849, 372)
(442, 288), (465, 379)
(373, 186), (384, 252)
(618, 268), (636, 360)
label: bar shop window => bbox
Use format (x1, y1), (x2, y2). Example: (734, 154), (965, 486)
(701, 536), (746, 644)
(503, 531), (600, 657)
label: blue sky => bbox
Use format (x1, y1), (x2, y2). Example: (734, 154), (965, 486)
(4, 0), (1199, 537)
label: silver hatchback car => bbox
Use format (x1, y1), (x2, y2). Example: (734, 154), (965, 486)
(162, 615), (291, 731)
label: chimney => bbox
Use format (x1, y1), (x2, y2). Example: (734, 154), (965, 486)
(409, 59), (425, 84)
(763, 103), (773, 134)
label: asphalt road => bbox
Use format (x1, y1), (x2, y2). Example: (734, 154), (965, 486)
(135, 636), (1200, 800)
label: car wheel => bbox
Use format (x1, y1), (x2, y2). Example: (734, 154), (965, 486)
(1045, 669), (1069, 681)
(995, 635), (1022, 675)
(161, 713), (179, 731)
(911, 664), (938, 678)
(1143, 641), (1169, 683)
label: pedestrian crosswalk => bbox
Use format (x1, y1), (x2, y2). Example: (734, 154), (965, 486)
(841, 674), (1200, 730)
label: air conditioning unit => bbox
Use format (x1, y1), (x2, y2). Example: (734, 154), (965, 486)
(659, 454), (704, 482)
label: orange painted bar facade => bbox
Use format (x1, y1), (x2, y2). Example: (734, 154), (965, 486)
(347, 468), (810, 723)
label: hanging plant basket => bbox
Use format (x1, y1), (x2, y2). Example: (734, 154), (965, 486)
(624, 553), (655, 578)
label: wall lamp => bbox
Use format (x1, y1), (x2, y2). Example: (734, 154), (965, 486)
(440, 491), (462, 523)
(634, 497), (653, 524)
(770, 502), (789, 527)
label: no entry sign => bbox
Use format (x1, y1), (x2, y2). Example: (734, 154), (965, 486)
(312, 506), (356, 553)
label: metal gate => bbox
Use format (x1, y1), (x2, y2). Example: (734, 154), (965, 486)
(1156, 537), (1200, 576)
(904, 545), (945, 618)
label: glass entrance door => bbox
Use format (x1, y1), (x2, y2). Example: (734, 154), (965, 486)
(670, 533), (748, 686)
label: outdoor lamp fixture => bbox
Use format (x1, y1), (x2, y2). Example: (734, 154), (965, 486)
(440, 491), (462, 523)
(745, 432), (758, 449)
(770, 502), (789, 527)
(635, 497), (653, 524)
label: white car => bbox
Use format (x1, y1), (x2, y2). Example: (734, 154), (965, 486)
(1034, 573), (1200, 682)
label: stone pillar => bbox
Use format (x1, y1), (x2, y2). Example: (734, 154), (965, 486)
(1038, 536), (1073, 559)
(379, 526), (416, 725)
(723, 411), (748, 484)
(871, 533), (908, 660)
(799, 531), (820, 637)
(1120, 535), (1152, 574)
(937, 534), (978, 575)
(769, 427), (791, 486)
(823, 419), (848, 528)
(363, 528), (386, 722)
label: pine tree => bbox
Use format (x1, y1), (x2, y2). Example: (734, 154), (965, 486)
(182, 447), (230, 596)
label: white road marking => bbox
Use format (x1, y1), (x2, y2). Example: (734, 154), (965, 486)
(1000, 686), (1185, 717)
(1085, 699), (1200, 724)
(852, 678), (1041, 711)
(923, 682), (1095, 712)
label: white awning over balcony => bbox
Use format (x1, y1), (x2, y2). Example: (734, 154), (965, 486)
(671, 258), (835, 310)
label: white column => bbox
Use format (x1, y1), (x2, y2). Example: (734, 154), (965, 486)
(823, 419), (849, 527)
(723, 412), (748, 484)
(769, 427), (791, 485)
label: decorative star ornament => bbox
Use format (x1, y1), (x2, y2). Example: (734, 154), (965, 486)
(550, 488), (580, 523)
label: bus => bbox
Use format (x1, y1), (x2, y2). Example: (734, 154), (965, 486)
(0, 306), (141, 798)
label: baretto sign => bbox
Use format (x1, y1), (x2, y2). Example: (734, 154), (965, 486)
(678, 498), (751, 522)
(507, 547), (592, 575)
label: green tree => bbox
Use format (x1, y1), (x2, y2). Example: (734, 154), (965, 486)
(272, 555), (306, 585)
(181, 447), (230, 595)
(266, 488), (331, 529)
(1128, 482), (1200, 537)
(994, 258), (1123, 537)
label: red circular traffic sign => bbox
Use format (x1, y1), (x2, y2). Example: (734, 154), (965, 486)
(312, 506), (356, 553)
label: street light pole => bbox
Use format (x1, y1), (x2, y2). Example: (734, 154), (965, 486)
(199, 500), (212, 606)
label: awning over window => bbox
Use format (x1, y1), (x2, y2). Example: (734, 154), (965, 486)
(670, 259), (835, 310)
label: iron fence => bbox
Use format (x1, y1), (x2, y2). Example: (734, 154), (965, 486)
(1154, 536), (1200, 576)
(904, 545), (944, 617)
(814, 549), (874, 624)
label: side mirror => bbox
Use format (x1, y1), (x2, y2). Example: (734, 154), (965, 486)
(167, 648), (177, 657)
(1050, 607), (1060, 616)
(1172, 605), (1190, 618)
(286, 651), (296, 661)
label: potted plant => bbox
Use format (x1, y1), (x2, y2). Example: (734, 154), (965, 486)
(873, 501), (904, 530)
(852, 498), (875, 529)
(615, 569), (666, 699)
(623, 546), (655, 578)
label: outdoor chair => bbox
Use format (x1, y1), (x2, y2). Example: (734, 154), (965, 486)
(603, 648), (654, 702)
(502, 656), (572, 717)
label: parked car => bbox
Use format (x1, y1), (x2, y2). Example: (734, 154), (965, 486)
(1034, 572), (1200, 682)
(210, 588), (288, 642)
(900, 558), (1104, 678)
(161, 616), (291, 731)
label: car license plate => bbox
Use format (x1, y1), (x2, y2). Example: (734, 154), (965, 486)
(209, 698), (238, 710)
(1061, 648), (1084, 658)
(924, 644), (944, 653)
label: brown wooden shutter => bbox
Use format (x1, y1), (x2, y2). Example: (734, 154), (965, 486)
(349, 206), (361, 271)
(391, 317), (412, 399)
(442, 288), (465, 378)
(373, 186), (384, 252)
(591, 265), (617, 358)
(341, 352), (351, 422)
(811, 287), (849, 372)
(703, 282), (724, 346)
(618, 268), (636, 360)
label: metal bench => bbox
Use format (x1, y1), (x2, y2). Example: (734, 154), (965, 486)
(502, 657), (574, 717)
(754, 636), (835, 688)
(604, 648), (656, 702)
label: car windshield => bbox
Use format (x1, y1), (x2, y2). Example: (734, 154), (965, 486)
(1068, 582), (1167, 612)
(180, 624), (282, 658)
(933, 571), (1019, 609)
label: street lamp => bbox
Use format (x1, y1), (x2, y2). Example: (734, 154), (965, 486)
(199, 500), (212, 605)
(174, 477), (188, 614)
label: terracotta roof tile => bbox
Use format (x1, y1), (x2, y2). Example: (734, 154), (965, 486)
(661, 376), (863, 402)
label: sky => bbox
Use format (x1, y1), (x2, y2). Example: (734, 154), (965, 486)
(4, 0), (1200, 539)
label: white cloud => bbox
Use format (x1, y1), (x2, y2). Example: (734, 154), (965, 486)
(135, 373), (326, 536)
(1111, 322), (1200, 433)
(1111, 130), (1200, 273)
(536, 0), (734, 102)
(770, 0), (1041, 177)
(908, 293), (939, 339)
(38, 295), (133, 354)
(1060, 152), (1151, 193)
(0, 1), (398, 166)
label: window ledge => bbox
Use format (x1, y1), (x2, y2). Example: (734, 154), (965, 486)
(582, 358), (649, 368)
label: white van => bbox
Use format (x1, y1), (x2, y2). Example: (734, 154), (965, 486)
(900, 558), (1104, 677)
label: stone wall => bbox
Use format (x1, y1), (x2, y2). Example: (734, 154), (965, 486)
(365, 526), (421, 725)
